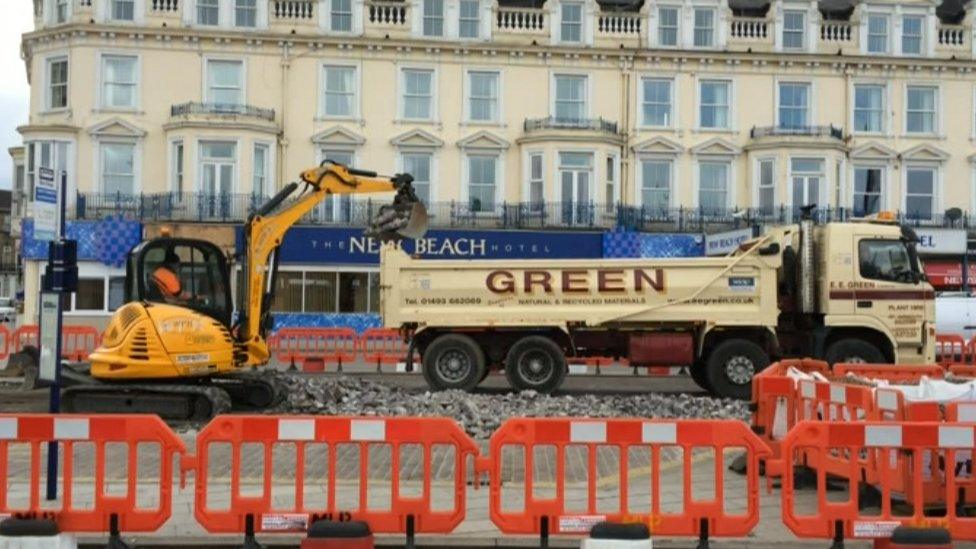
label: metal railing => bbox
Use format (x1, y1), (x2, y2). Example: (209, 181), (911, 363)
(750, 125), (844, 140)
(170, 102), (276, 122)
(523, 117), (619, 134)
(71, 193), (971, 231)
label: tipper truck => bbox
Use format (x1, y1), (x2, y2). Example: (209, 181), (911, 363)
(380, 214), (936, 399)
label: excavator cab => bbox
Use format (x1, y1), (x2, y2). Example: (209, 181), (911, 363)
(125, 238), (233, 327)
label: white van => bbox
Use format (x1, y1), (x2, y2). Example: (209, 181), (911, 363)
(936, 292), (976, 340)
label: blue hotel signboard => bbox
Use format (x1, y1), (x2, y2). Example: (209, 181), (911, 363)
(236, 227), (606, 264)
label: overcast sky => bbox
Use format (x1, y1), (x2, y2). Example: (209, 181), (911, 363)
(0, 4), (34, 191)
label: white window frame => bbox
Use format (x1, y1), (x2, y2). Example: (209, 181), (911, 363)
(696, 77), (733, 131)
(637, 156), (675, 210)
(108, 0), (137, 21)
(787, 156), (827, 209)
(422, 0), (446, 37)
(252, 141), (273, 197)
(45, 55), (69, 112)
(96, 139), (141, 196)
(900, 14), (925, 56)
(196, 138), (240, 194)
(781, 10), (806, 50)
(458, 0), (481, 39)
(397, 150), (437, 203)
(550, 72), (591, 122)
(196, 0), (221, 26)
(98, 53), (140, 110)
(51, 0), (72, 24)
(559, 1), (585, 44)
(850, 81), (888, 136)
(524, 150), (545, 206)
(903, 83), (940, 136)
(464, 68), (501, 124)
(45, 264), (126, 315)
(851, 164), (887, 215)
(604, 152), (619, 207)
(203, 57), (246, 106)
(170, 139), (185, 195)
(901, 164), (940, 221)
(462, 153), (501, 213)
(692, 7), (716, 48)
(694, 157), (733, 210)
(775, 80), (813, 129)
(320, 62), (361, 120)
(866, 12), (891, 54)
(234, 0), (259, 27)
(656, 5), (680, 47)
(754, 156), (776, 214)
(316, 147), (358, 221)
(639, 76), (675, 129)
(398, 65), (438, 122)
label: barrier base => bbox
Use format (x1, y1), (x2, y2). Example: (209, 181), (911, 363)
(582, 522), (652, 548)
(873, 526), (953, 548)
(0, 519), (76, 549)
(301, 520), (374, 549)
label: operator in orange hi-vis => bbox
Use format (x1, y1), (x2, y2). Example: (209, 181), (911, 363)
(151, 251), (192, 304)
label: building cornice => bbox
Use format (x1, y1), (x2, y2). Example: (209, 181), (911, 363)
(162, 120), (281, 135)
(17, 123), (81, 136)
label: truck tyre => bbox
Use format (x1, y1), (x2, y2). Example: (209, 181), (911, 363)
(505, 336), (567, 394)
(422, 334), (486, 392)
(689, 362), (712, 392)
(704, 339), (769, 400)
(824, 339), (885, 366)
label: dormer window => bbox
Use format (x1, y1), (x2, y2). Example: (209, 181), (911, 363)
(658, 7), (679, 46)
(901, 15), (923, 55)
(331, 0), (353, 31)
(235, 0), (257, 27)
(561, 2), (583, 43)
(197, 0), (220, 25)
(110, 0), (135, 21)
(422, 0), (445, 37)
(459, 0), (480, 38)
(782, 10), (805, 49)
(55, 0), (69, 23)
(693, 8), (715, 47)
(867, 14), (889, 53)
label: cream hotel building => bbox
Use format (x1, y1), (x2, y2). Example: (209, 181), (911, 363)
(9, 0), (976, 321)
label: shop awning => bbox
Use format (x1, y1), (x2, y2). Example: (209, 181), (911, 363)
(923, 260), (976, 288)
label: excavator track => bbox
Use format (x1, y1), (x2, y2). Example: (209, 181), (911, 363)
(62, 383), (232, 422)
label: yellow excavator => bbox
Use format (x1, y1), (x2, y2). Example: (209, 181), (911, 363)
(59, 162), (427, 420)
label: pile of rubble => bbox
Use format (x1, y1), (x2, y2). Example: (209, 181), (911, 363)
(268, 373), (749, 440)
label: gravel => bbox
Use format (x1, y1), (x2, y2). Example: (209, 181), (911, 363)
(266, 373), (750, 440)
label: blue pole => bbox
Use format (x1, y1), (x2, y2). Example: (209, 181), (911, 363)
(45, 170), (67, 501)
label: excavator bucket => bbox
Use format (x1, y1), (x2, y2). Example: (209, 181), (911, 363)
(368, 173), (429, 242)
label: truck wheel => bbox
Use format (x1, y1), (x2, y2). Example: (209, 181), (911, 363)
(704, 339), (769, 400)
(689, 362), (712, 392)
(422, 334), (486, 392)
(824, 339), (885, 366)
(505, 336), (567, 394)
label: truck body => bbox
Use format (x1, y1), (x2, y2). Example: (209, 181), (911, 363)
(380, 218), (936, 398)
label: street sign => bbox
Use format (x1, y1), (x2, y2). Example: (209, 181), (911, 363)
(704, 227), (754, 256)
(38, 292), (62, 383)
(914, 228), (967, 255)
(34, 167), (59, 242)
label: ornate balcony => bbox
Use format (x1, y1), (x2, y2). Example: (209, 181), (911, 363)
(750, 125), (844, 140)
(524, 117), (619, 134)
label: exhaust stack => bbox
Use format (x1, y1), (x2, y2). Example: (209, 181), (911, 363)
(799, 205), (817, 314)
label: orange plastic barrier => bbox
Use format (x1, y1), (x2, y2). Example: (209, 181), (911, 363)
(749, 359), (829, 461)
(192, 415), (479, 538)
(269, 328), (358, 372)
(0, 414), (186, 534)
(780, 421), (976, 543)
(833, 363), (945, 381)
(487, 418), (770, 542)
(358, 328), (413, 371)
(936, 334), (970, 366)
(60, 326), (101, 362)
(11, 325), (38, 354)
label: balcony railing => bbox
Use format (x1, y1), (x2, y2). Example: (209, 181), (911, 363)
(496, 6), (546, 33)
(597, 12), (641, 36)
(170, 102), (276, 122)
(938, 25), (968, 50)
(730, 17), (768, 41)
(71, 193), (970, 231)
(524, 117), (619, 134)
(149, 0), (179, 12)
(821, 21), (855, 43)
(273, 0), (315, 20)
(750, 125), (844, 140)
(366, 0), (409, 27)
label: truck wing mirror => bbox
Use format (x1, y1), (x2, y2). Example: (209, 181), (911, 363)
(758, 243), (780, 256)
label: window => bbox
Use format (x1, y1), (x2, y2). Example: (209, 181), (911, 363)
(699, 80), (730, 129)
(853, 167), (883, 216)
(778, 82), (810, 129)
(270, 270), (379, 313)
(554, 74), (586, 122)
(467, 71), (498, 122)
(467, 155), (497, 212)
(253, 144), (269, 197)
(110, 0), (135, 21)
(339, 272), (371, 312)
(782, 11), (805, 49)
(318, 149), (353, 221)
(853, 84), (884, 133)
(698, 161), (729, 212)
(101, 55), (137, 109)
(693, 8), (715, 47)
(207, 60), (244, 107)
(791, 158), (823, 210)
(528, 153), (544, 207)
(423, 0), (444, 36)
(199, 141), (236, 196)
(902, 15), (923, 55)
(323, 65), (356, 117)
(867, 14), (889, 53)
(172, 141), (184, 194)
(906, 85), (937, 134)
(858, 240), (913, 283)
(271, 271), (303, 312)
(658, 7), (679, 46)
(26, 140), (70, 204)
(641, 159), (671, 211)
(197, 0), (219, 25)
(108, 277), (126, 311)
(100, 142), (136, 196)
(235, 0), (257, 27)
(402, 68), (434, 120)
(905, 167), (935, 220)
(561, 3), (583, 42)
(75, 279), (107, 311)
(331, 0), (352, 31)
(55, 0), (69, 23)
(459, 0), (480, 38)
(47, 58), (68, 110)
(605, 155), (616, 207)
(305, 272), (337, 313)
(641, 78), (672, 127)
(402, 152), (432, 203)
(758, 159), (775, 215)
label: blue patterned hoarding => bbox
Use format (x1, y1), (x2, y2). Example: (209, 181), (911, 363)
(21, 216), (143, 267)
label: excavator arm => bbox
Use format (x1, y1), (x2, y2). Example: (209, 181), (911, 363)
(236, 162), (428, 365)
